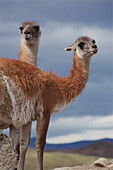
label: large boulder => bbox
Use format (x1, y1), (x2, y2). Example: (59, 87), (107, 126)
(0, 133), (18, 170)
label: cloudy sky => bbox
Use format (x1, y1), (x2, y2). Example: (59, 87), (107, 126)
(1, 0), (113, 143)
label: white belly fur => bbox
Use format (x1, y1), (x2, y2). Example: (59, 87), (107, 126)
(1, 75), (43, 127)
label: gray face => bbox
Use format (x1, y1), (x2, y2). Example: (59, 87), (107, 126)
(76, 36), (98, 57)
(20, 21), (41, 45)
(65, 36), (98, 59)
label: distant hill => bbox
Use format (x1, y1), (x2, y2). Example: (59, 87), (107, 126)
(29, 138), (113, 152)
(29, 138), (36, 148)
(73, 141), (113, 158)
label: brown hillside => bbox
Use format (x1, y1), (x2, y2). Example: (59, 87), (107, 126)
(73, 141), (113, 158)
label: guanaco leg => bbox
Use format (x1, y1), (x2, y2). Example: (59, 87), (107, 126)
(36, 112), (51, 170)
(18, 122), (32, 170)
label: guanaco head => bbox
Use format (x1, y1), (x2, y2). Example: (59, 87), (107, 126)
(64, 36), (98, 59)
(19, 21), (41, 45)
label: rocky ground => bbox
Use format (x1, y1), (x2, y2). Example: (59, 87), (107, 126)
(0, 133), (18, 170)
(53, 158), (113, 170)
(0, 133), (113, 170)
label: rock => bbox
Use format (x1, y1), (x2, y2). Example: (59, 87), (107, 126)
(53, 158), (113, 170)
(93, 158), (110, 167)
(0, 133), (19, 170)
(110, 159), (113, 164)
(107, 164), (113, 169)
(107, 159), (113, 169)
(53, 167), (74, 170)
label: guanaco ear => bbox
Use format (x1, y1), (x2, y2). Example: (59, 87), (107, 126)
(19, 25), (24, 32)
(64, 44), (76, 52)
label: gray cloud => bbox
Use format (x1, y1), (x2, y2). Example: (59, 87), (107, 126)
(30, 115), (113, 143)
(1, 0), (112, 28)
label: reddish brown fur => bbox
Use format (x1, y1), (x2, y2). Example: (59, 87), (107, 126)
(0, 53), (89, 114)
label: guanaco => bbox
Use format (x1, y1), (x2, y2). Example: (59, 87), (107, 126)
(7, 21), (41, 168)
(0, 36), (98, 170)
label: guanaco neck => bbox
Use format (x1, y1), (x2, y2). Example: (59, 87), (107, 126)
(19, 38), (39, 65)
(65, 52), (90, 102)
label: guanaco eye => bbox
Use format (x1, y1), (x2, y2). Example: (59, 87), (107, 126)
(78, 42), (85, 50)
(34, 25), (40, 31)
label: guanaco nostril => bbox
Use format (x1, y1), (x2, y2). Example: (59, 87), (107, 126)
(25, 31), (31, 35)
(92, 45), (97, 48)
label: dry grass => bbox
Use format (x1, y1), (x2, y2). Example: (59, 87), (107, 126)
(24, 148), (100, 170)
